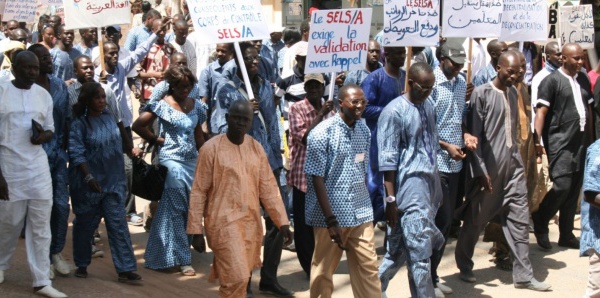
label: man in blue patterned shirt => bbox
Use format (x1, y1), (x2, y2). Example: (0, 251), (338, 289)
(581, 139), (600, 297)
(30, 44), (72, 279)
(428, 40), (477, 297)
(124, 10), (162, 52)
(305, 84), (380, 297)
(377, 62), (444, 298)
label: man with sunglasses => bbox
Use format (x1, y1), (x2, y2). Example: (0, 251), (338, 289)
(428, 40), (476, 298)
(377, 62), (443, 298)
(305, 84), (380, 297)
(361, 45), (406, 226)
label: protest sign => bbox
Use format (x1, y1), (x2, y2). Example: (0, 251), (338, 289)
(3, 0), (37, 23)
(559, 4), (594, 49)
(441, 0), (503, 38)
(63, 0), (130, 30)
(382, 0), (440, 46)
(187, 0), (270, 44)
(40, 0), (63, 5)
(305, 8), (373, 74)
(548, 0), (558, 39)
(500, 0), (548, 42)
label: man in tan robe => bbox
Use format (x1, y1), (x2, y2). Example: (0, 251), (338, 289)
(187, 100), (293, 298)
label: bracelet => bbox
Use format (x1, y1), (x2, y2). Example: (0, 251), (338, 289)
(84, 174), (95, 183)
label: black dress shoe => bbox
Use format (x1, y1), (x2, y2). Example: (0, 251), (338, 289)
(259, 282), (294, 297)
(558, 237), (580, 249)
(535, 233), (552, 250)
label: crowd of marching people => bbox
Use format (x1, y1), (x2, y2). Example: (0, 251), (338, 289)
(1, 1), (600, 298)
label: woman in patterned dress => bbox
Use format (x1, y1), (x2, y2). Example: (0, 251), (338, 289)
(132, 66), (206, 275)
(69, 82), (141, 282)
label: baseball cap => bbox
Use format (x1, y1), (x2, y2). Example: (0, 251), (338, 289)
(295, 41), (308, 56)
(440, 40), (466, 64)
(106, 25), (121, 32)
(304, 73), (325, 84)
(269, 24), (285, 33)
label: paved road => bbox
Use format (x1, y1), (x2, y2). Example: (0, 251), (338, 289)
(0, 206), (587, 297)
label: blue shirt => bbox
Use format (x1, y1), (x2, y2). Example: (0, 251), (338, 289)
(213, 74), (282, 171)
(378, 95), (442, 211)
(361, 67), (406, 170)
(42, 75), (70, 162)
(581, 139), (600, 256)
(472, 63), (497, 87)
(430, 66), (467, 173)
(149, 80), (202, 103)
(261, 39), (284, 82)
(50, 48), (76, 81)
(95, 33), (158, 127)
(73, 43), (94, 58)
(198, 60), (227, 101)
(305, 114), (373, 228)
(146, 99), (207, 161)
(124, 25), (152, 52)
(68, 112), (126, 214)
(344, 62), (382, 87)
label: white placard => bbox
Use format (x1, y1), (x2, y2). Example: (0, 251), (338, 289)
(187, 0), (269, 44)
(548, 0), (558, 40)
(3, 0), (37, 23)
(559, 4), (594, 49)
(500, 0), (548, 41)
(382, 0), (440, 47)
(63, 0), (130, 30)
(305, 8), (373, 74)
(442, 0), (503, 38)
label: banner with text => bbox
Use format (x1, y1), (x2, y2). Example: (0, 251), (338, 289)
(63, 0), (130, 30)
(40, 0), (63, 5)
(187, 0), (269, 44)
(382, 0), (440, 46)
(559, 4), (594, 49)
(306, 8), (373, 74)
(442, 0), (503, 38)
(3, 0), (37, 23)
(500, 0), (548, 41)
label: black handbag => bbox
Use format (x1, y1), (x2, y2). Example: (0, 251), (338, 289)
(131, 157), (167, 201)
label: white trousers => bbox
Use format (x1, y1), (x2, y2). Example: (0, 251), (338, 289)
(586, 252), (600, 298)
(0, 199), (52, 287)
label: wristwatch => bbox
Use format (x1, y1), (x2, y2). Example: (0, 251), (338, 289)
(385, 195), (396, 203)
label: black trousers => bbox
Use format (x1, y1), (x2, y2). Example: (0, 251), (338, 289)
(260, 169), (285, 285)
(532, 171), (583, 240)
(292, 187), (314, 276)
(430, 171), (460, 285)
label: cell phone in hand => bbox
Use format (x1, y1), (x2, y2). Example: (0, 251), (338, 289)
(31, 119), (43, 139)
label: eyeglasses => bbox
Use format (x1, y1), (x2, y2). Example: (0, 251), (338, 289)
(108, 32), (122, 38)
(412, 81), (433, 93)
(244, 55), (262, 62)
(346, 99), (368, 106)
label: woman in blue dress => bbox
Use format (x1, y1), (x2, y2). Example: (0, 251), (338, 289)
(133, 66), (206, 275)
(69, 82), (141, 282)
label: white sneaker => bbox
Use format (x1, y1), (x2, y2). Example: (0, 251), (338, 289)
(52, 253), (70, 275)
(437, 283), (453, 294)
(0, 270), (4, 283)
(434, 287), (445, 298)
(35, 285), (68, 298)
(48, 265), (55, 280)
(91, 245), (104, 258)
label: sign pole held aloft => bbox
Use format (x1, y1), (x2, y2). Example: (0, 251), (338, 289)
(234, 42), (255, 100)
(328, 72), (336, 102)
(405, 46), (412, 92)
(467, 38), (473, 84)
(97, 27), (106, 72)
